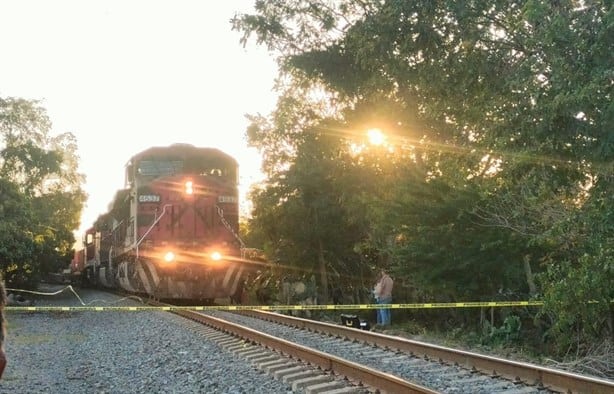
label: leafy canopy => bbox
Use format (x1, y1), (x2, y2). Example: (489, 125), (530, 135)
(0, 97), (86, 287)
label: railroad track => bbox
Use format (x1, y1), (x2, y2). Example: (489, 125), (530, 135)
(231, 309), (614, 394)
(150, 300), (435, 393)
(148, 299), (613, 394)
(13, 286), (612, 393)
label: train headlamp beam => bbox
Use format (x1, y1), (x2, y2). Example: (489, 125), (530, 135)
(185, 181), (194, 195)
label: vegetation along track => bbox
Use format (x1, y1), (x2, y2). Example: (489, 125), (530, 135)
(225, 309), (614, 394)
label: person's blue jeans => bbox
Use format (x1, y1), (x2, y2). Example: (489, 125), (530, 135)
(376, 296), (392, 325)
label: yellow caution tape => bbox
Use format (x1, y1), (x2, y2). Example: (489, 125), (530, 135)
(0, 300), (560, 312)
(6, 285), (604, 312)
(6, 300), (613, 312)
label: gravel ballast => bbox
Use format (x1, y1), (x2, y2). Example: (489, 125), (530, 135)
(1, 285), (292, 394)
(209, 311), (544, 394)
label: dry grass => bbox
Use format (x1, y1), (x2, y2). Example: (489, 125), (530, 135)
(545, 340), (614, 380)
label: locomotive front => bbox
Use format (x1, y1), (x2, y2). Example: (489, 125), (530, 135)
(108, 144), (245, 300)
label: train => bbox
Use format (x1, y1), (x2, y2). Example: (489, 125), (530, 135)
(71, 143), (247, 301)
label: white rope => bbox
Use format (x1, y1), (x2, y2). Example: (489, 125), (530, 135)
(6, 285), (143, 306)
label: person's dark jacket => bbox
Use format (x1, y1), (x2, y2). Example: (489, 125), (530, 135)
(0, 277), (6, 378)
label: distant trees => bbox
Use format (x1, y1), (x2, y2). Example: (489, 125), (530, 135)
(235, 0), (613, 355)
(0, 97), (86, 288)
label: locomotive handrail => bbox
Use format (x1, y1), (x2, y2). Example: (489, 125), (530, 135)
(136, 203), (172, 258)
(215, 204), (246, 256)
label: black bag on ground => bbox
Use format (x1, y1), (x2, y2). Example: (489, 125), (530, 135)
(340, 314), (370, 330)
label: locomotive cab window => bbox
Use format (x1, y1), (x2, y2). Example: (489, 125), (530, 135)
(137, 160), (184, 177)
(184, 156), (237, 183)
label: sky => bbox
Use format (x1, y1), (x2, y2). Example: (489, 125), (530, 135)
(0, 0), (278, 235)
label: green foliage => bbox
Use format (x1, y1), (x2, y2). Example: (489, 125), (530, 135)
(0, 97), (86, 288)
(388, 176), (529, 300)
(235, 0), (613, 356)
(482, 315), (522, 345)
(247, 126), (371, 299)
(537, 181), (614, 353)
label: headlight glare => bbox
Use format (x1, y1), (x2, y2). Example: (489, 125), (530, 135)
(185, 181), (194, 195)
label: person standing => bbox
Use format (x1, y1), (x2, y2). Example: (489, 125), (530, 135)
(0, 275), (7, 378)
(374, 269), (394, 327)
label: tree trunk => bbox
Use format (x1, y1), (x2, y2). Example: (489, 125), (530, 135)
(523, 254), (537, 296)
(318, 238), (329, 304)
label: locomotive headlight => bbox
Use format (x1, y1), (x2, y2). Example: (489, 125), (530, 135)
(210, 251), (222, 261)
(163, 251), (176, 263)
(184, 181), (194, 195)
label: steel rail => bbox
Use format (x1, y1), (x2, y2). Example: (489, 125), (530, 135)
(239, 309), (614, 394)
(154, 302), (437, 394)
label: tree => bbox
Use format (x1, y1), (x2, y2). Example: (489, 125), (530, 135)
(0, 178), (37, 287)
(0, 97), (86, 286)
(234, 1), (613, 354)
(247, 113), (372, 301)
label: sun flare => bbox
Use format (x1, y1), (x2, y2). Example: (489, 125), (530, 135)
(367, 128), (386, 145)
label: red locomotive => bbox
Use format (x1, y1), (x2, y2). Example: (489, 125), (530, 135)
(71, 143), (246, 301)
